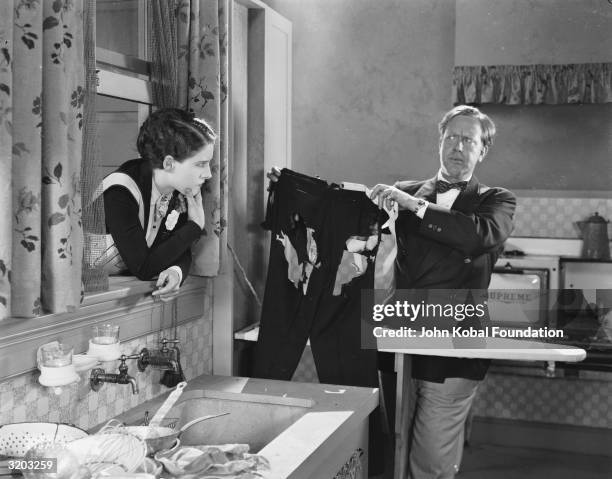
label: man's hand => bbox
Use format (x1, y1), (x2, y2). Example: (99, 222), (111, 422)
(369, 183), (419, 212)
(152, 267), (181, 302)
(266, 167), (282, 191)
(185, 188), (205, 230)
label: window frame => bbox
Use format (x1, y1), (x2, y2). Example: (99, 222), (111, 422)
(0, 0), (209, 382)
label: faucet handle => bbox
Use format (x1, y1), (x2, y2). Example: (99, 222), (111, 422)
(159, 338), (180, 353)
(121, 353), (141, 361)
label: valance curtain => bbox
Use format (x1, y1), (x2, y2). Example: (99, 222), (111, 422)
(453, 63), (612, 105)
(150, 0), (229, 277)
(0, 0), (90, 319)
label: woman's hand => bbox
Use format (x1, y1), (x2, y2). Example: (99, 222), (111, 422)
(152, 267), (181, 302)
(185, 188), (205, 229)
(266, 167), (282, 191)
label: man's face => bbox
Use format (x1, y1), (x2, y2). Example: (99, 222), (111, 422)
(438, 115), (487, 182)
(168, 143), (214, 195)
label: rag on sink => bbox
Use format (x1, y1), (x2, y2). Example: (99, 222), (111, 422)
(154, 443), (270, 478)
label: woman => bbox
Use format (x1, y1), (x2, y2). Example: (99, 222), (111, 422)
(98, 108), (215, 301)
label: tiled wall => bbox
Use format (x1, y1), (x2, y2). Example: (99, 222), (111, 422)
(513, 195), (612, 239)
(291, 346), (319, 384)
(473, 372), (612, 429)
(0, 292), (213, 430)
(476, 191), (612, 430)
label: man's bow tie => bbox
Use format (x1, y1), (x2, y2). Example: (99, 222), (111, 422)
(435, 180), (468, 194)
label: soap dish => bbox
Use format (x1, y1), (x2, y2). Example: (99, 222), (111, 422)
(73, 354), (100, 372)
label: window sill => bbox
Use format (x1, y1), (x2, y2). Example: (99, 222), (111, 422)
(0, 276), (209, 381)
(82, 276), (160, 306)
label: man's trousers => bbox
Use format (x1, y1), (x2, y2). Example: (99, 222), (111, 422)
(407, 378), (480, 479)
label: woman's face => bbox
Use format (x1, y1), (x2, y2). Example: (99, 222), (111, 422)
(168, 143), (214, 195)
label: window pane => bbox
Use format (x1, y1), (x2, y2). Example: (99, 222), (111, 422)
(96, 0), (143, 58)
(97, 95), (146, 178)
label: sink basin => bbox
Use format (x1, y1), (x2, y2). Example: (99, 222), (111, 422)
(110, 375), (378, 479)
(165, 389), (314, 452)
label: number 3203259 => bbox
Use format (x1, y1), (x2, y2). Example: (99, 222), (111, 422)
(8, 459), (57, 472)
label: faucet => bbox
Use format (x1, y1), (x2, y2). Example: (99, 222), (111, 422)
(90, 354), (139, 394)
(136, 339), (180, 373)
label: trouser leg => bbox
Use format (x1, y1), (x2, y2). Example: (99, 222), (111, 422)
(407, 378), (480, 479)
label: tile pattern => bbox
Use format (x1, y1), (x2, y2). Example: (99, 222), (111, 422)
(514, 196), (612, 238)
(291, 345), (319, 383)
(0, 310), (213, 430)
(472, 372), (612, 428)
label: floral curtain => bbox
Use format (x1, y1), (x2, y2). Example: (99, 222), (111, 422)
(0, 0), (87, 319)
(175, 0), (229, 277)
(453, 63), (612, 105)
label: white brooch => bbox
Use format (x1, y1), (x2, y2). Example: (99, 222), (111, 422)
(165, 209), (180, 231)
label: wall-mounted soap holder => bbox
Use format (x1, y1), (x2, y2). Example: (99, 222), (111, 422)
(37, 342), (79, 394)
(87, 339), (121, 362)
(87, 323), (121, 361)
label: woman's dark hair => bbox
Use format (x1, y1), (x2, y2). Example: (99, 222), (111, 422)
(136, 108), (216, 168)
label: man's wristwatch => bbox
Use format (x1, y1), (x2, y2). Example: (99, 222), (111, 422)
(413, 198), (428, 216)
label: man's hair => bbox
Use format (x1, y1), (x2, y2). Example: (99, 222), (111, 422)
(137, 108), (217, 169)
(438, 105), (496, 148)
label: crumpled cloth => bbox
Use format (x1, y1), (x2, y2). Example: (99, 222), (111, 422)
(154, 444), (270, 478)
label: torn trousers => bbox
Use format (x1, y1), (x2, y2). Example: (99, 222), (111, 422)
(253, 168), (385, 388)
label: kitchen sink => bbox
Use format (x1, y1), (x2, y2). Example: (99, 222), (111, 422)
(165, 389), (314, 452)
(111, 375), (377, 478)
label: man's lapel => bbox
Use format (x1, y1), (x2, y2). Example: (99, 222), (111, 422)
(451, 176), (480, 214)
(414, 177), (437, 203)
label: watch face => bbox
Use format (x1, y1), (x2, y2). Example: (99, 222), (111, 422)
(414, 199), (426, 214)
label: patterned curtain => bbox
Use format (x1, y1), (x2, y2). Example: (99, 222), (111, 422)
(175, 0), (229, 277)
(0, 0), (87, 319)
(453, 63), (612, 105)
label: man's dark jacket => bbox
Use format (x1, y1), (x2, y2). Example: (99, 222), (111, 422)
(385, 175), (516, 382)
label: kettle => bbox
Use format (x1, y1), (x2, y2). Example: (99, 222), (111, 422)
(575, 212), (610, 260)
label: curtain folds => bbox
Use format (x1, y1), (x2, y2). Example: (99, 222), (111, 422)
(152, 0), (229, 277)
(1, 0), (87, 319)
(150, 0), (179, 109)
(453, 63), (612, 105)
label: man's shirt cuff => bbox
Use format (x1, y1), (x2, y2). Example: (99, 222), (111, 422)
(168, 265), (183, 288)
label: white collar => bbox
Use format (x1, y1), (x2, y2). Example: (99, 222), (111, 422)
(151, 177), (162, 202)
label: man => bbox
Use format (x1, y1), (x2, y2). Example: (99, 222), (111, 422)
(370, 105), (516, 478)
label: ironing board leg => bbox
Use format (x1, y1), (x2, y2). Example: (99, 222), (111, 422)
(394, 353), (412, 479)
